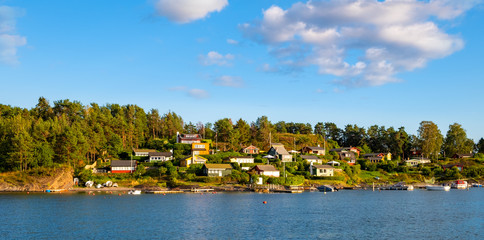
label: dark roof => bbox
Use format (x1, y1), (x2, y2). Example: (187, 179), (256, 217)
(148, 152), (172, 157)
(362, 153), (384, 158)
(301, 155), (319, 160)
(179, 134), (201, 139)
(111, 160), (137, 167)
(304, 146), (325, 151)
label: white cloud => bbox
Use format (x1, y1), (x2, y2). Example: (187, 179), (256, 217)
(188, 89), (210, 99)
(199, 51), (234, 66)
(169, 86), (210, 99)
(227, 39), (238, 45)
(242, 0), (478, 87)
(155, 0), (228, 24)
(0, 6), (26, 65)
(213, 75), (243, 88)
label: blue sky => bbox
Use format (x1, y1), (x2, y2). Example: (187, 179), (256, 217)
(1, 0), (484, 141)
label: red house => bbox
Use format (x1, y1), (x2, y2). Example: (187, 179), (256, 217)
(111, 160), (137, 173)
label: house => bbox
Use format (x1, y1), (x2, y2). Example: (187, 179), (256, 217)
(148, 152), (173, 162)
(133, 149), (157, 157)
(410, 148), (422, 157)
(330, 148), (356, 165)
(111, 160), (137, 173)
(331, 147), (361, 156)
(367, 157), (384, 163)
(327, 160), (341, 166)
(301, 155), (323, 165)
(177, 132), (201, 144)
(180, 155), (208, 167)
(251, 165), (280, 177)
(443, 164), (464, 171)
(226, 156), (254, 164)
(203, 164), (233, 177)
(452, 153), (473, 159)
(362, 153), (392, 161)
(301, 146), (326, 155)
(241, 145), (260, 154)
(192, 142), (210, 155)
(405, 158), (431, 167)
(268, 143), (292, 162)
(310, 164), (334, 177)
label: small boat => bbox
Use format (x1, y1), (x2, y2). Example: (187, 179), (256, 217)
(317, 185), (336, 192)
(96, 184), (103, 189)
(471, 183), (482, 188)
(128, 190), (141, 195)
(451, 180), (468, 189)
(426, 185), (450, 191)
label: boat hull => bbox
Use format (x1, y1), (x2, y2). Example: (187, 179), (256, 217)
(426, 185), (450, 191)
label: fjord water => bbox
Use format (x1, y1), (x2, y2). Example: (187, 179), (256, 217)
(0, 190), (482, 239)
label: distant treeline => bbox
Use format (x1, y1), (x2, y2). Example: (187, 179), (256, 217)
(0, 97), (483, 172)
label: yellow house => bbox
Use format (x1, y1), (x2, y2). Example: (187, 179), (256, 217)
(192, 142), (210, 155)
(180, 155), (208, 168)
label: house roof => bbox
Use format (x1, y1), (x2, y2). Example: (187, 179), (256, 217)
(111, 160), (137, 167)
(179, 134), (201, 138)
(313, 165), (334, 169)
(205, 164), (232, 169)
(304, 146), (325, 151)
(133, 148), (157, 153)
(301, 155), (319, 160)
(192, 148), (208, 151)
(243, 145), (259, 150)
(148, 152), (172, 157)
(273, 146), (290, 155)
(255, 165), (278, 172)
(183, 156), (208, 161)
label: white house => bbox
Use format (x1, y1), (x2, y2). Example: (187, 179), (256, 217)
(310, 164), (334, 177)
(227, 156), (254, 164)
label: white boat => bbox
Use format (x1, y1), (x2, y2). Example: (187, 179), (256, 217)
(451, 180), (468, 189)
(128, 190), (141, 195)
(426, 185), (450, 191)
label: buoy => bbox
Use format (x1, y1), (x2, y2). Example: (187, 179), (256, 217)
(118, 193), (121, 196)
(27, 192), (29, 194)
(92, 193), (95, 196)
(163, 194), (166, 196)
(263, 201), (267, 204)
(324, 192), (327, 195)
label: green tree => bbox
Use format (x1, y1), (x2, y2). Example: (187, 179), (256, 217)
(417, 121), (443, 159)
(443, 123), (474, 157)
(476, 138), (484, 153)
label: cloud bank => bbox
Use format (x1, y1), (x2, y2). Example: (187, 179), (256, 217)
(0, 6), (26, 65)
(155, 0), (228, 23)
(242, 0), (478, 86)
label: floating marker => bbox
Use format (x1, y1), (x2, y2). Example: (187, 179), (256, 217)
(263, 201), (267, 204)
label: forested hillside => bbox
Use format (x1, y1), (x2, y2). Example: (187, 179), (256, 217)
(0, 97), (483, 172)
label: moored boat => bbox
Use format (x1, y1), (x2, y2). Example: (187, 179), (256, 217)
(426, 185), (450, 191)
(451, 180), (468, 189)
(128, 190), (142, 195)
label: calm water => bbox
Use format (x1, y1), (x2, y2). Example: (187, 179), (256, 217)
(0, 189), (482, 239)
